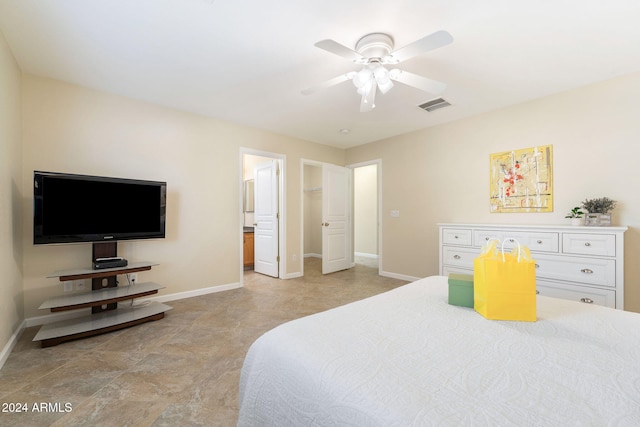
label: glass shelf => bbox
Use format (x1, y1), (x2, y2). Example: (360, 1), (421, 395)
(39, 281), (164, 311)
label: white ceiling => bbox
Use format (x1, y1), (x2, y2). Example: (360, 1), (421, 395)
(2, 0), (640, 149)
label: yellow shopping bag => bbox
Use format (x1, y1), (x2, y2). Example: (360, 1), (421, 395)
(473, 238), (537, 321)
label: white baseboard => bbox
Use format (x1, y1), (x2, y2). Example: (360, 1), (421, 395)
(0, 319), (27, 371)
(355, 252), (379, 259)
(380, 270), (421, 282)
(284, 272), (303, 279)
(149, 282), (241, 303)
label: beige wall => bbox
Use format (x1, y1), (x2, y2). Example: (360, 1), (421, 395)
(21, 75), (344, 319)
(0, 31), (23, 353)
(346, 72), (640, 312)
(354, 164), (378, 256)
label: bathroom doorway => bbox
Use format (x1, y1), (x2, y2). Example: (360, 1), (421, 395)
(240, 149), (285, 282)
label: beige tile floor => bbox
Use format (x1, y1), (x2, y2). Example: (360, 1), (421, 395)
(0, 257), (407, 426)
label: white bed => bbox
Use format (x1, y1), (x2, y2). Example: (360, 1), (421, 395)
(238, 276), (640, 426)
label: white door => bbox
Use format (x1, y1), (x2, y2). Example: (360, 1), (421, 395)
(322, 164), (352, 274)
(254, 160), (279, 277)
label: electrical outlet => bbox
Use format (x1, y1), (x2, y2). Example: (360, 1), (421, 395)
(75, 280), (85, 291)
(63, 282), (73, 292)
(129, 273), (137, 284)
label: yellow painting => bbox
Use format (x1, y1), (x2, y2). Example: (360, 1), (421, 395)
(490, 145), (553, 213)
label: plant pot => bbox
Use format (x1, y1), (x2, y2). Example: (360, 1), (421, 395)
(585, 213), (611, 226)
(570, 217), (584, 226)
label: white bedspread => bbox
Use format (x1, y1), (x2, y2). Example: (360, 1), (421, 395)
(238, 276), (640, 426)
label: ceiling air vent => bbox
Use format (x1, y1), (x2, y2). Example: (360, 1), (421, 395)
(418, 98), (451, 112)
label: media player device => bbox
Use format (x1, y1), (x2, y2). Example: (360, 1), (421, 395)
(93, 257), (128, 270)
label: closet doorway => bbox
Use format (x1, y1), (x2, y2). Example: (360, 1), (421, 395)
(302, 160), (352, 275)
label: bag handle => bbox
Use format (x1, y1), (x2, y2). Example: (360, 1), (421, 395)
(479, 238), (501, 256)
(501, 237), (522, 262)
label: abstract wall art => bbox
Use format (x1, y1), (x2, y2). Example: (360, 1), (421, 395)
(489, 145), (553, 213)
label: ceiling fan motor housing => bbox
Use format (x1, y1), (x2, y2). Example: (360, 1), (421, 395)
(355, 33), (394, 60)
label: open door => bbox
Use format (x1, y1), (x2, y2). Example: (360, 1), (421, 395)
(321, 163), (352, 274)
(254, 160), (279, 277)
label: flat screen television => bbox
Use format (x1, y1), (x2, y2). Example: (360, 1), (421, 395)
(34, 171), (166, 245)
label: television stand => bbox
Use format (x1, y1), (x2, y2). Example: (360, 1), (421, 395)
(33, 243), (171, 347)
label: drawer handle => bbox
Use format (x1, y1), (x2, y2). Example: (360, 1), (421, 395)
(581, 268), (594, 274)
(584, 242), (591, 247)
(509, 238), (515, 243)
(536, 240), (542, 244)
(535, 263), (540, 268)
(454, 235), (459, 239)
(485, 237), (490, 241)
(580, 298), (594, 304)
(536, 290), (540, 294)
(453, 255), (461, 259)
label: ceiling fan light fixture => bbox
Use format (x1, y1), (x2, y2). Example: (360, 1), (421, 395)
(352, 68), (372, 89)
(377, 80), (393, 94)
(357, 78), (375, 96)
(373, 65), (393, 94)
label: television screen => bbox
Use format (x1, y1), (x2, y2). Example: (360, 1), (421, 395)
(34, 171), (166, 244)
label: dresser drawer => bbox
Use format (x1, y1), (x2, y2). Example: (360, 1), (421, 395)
(563, 233), (616, 257)
(537, 280), (616, 308)
(474, 230), (558, 253)
(534, 254), (615, 287)
(441, 246), (478, 269)
(473, 230), (503, 247)
(502, 232), (559, 253)
(442, 228), (472, 245)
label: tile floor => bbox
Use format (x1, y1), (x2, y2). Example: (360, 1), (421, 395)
(0, 257), (407, 426)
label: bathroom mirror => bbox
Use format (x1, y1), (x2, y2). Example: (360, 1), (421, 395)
(244, 179), (254, 212)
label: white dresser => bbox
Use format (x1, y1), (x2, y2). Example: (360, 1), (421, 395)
(438, 223), (628, 309)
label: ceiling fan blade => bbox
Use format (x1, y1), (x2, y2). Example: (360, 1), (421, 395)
(385, 30), (453, 64)
(389, 69), (446, 94)
(315, 39), (367, 63)
(301, 73), (354, 95)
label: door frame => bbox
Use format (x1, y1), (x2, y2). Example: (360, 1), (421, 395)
(240, 148), (286, 284)
(348, 159), (382, 275)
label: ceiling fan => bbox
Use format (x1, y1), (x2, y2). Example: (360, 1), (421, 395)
(302, 30), (453, 112)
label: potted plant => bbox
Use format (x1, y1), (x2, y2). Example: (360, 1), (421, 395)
(565, 206), (585, 226)
(581, 197), (617, 226)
